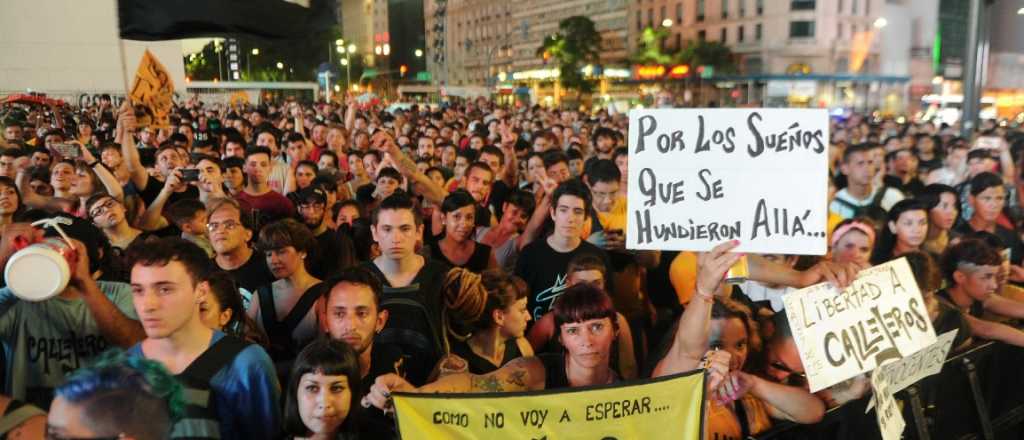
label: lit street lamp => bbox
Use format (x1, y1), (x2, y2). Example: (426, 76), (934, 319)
(662, 18), (673, 27)
(873, 17), (888, 28)
(415, 49), (423, 57)
(276, 62), (284, 69)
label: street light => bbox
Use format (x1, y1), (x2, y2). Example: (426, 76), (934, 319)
(415, 49), (423, 57)
(336, 39), (344, 46)
(276, 62), (284, 69)
(382, 43), (391, 56)
(873, 17), (888, 28)
(251, 48), (259, 55)
(348, 43), (356, 53)
(340, 58), (349, 66)
(662, 18), (673, 27)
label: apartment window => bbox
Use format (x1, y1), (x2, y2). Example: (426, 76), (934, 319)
(789, 20), (815, 38)
(756, 0), (763, 15)
(636, 10), (642, 30)
(676, 3), (683, 22)
(697, 0), (705, 21)
(698, 30), (707, 40)
(791, 0), (814, 10)
(852, 0), (857, 14)
(660, 5), (666, 22)
(722, 0), (728, 18)
(865, 0), (870, 15)
(837, 23), (843, 39)
(675, 33), (682, 49)
(837, 0), (843, 13)
(755, 22), (762, 40)
(647, 8), (653, 27)
(739, 0), (745, 17)
(738, 25), (745, 42)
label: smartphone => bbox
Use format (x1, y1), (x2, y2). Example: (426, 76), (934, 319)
(53, 143), (80, 159)
(180, 168), (200, 182)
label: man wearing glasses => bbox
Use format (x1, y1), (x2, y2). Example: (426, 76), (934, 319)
(207, 197), (273, 307)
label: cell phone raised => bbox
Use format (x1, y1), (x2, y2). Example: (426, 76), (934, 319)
(180, 168), (200, 182)
(53, 143), (80, 159)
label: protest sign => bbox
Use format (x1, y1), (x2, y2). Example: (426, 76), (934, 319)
(782, 258), (938, 392)
(867, 329), (958, 410)
(871, 367), (906, 440)
(129, 49), (174, 128)
(626, 108), (829, 255)
(392, 369), (705, 440)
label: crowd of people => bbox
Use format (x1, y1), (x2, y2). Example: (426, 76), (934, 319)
(0, 93), (1020, 439)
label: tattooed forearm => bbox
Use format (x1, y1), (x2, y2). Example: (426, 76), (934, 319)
(470, 375), (505, 392)
(505, 369), (528, 388)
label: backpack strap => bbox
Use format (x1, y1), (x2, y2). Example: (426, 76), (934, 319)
(281, 282), (325, 335)
(179, 335), (250, 385)
(869, 185), (889, 208)
(255, 284), (289, 350)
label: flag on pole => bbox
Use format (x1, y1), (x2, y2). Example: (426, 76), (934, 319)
(118, 0), (337, 41)
(129, 50), (175, 128)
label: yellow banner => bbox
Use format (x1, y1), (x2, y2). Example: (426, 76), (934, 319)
(129, 49), (174, 128)
(393, 370), (706, 440)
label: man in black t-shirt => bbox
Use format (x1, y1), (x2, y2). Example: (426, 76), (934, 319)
(939, 239), (1024, 347)
(207, 197), (273, 305)
(516, 180), (609, 321)
(296, 186), (342, 279)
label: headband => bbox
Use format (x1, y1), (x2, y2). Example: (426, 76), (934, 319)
(831, 221), (876, 249)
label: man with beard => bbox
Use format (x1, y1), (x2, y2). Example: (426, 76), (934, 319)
(296, 186), (343, 279)
(319, 266), (404, 437)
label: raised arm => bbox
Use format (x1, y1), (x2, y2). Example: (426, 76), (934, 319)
(742, 372), (825, 423)
(69, 240), (146, 347)
(136, 169), (181, 231)
(653, 240), (741, 377)
(80, 143), (123, 202)
(373, 130), (448, 204)
(116, 104), (149, 190)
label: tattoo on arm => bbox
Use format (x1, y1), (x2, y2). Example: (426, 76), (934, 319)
(471, 375), (505, 392)
(505, 369), (528, 388)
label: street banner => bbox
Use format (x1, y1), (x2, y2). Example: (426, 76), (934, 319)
(393, 370), (705, 440)
(782, 258), (938, 392)
(129, 50), (174, 129)
(626, 108), (829, 255)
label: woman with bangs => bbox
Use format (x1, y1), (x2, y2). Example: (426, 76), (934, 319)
(283, 339), (362, 440)
(248, 219), (325, 375)
(428, 190), (496, 273)
(829, 217), (877, 266)
(364, 242), (742, 408)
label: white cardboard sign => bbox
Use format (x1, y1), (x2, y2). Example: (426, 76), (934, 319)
(782, 258), (938, 392)
(626, 108), (829, 254)
(872, 367), (906, 440)
(867, 329), (958, 410)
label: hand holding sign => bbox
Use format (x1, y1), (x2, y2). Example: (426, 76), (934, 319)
(364, 373), (415, 414)
(695, 240), (743, 299)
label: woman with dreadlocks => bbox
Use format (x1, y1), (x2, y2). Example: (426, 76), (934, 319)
(439, 269), (534, 375)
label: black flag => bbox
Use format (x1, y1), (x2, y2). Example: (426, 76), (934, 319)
(118, 0), (337, 41)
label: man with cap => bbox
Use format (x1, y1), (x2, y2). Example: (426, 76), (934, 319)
(0, 214), (144, 409)
(297, 185), (343, 279)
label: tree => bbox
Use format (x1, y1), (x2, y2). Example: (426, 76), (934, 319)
(535, 16), (602, 102)
(677, 40), (738, 74)
(631, 27), (674, 65)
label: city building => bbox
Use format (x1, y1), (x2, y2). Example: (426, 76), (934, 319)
(341, 0), (426, 80)
(423, 0), (629, 93)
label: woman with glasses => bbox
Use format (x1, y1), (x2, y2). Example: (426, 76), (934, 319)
(85, 193), (154, 282)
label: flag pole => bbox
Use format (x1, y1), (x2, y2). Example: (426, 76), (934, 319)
(118, 39), (132, 105)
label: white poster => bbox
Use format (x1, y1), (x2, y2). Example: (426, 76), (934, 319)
(782, 258), (938, 392)
(872, 367), (906, 440)
(626, 108), (829, 254)
(867, 329), (958, 410)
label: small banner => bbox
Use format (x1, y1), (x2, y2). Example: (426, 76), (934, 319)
(782, 257), (938, 392)
(129, 50), (175, 129)
(393, 370), (706, 440)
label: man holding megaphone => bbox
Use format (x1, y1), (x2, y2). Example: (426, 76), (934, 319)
(0, 214), (144, 410)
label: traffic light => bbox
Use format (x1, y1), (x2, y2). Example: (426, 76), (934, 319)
(400, 64), (408, 77)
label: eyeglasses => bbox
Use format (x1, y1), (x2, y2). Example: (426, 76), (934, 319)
(769, 361), (808, 385)
(206, 220), (241, 232)
(88, 199), (118, 218)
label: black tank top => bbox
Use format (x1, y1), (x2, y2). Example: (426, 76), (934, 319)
(428, 239), (492, 273)
(450, 338), (524, 374)
(537, 352), (619, 389)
